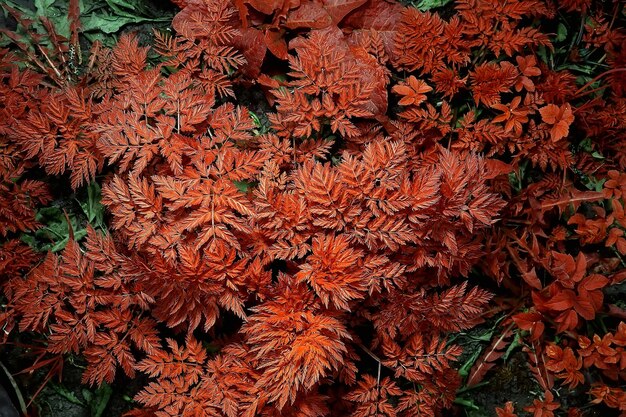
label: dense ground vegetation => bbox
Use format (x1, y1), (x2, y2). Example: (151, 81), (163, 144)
(1, 0), (626, 416)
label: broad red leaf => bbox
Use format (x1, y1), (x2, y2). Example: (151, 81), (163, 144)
(539, 103), (575, 142)
(392, 76), (432, 106)
(246, 0), (285, 14)
(513, 311), (545, 341)
(544, 291), (575, 312)
(234, 28), (267, 78)
(579, 274), (609, 291)
(264, 28), (288, 59)
(343, 0), (402, 54)
(484, 159), (514, 179)
(285, 1), (332, 29)
(322, 0), (367, 24)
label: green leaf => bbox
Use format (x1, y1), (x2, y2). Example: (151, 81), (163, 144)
(89, 384), (112, 417)
(556, 23), (568, 42)
(413, 0), (453, 10)
(454, 397), (480, 411)
(562, 64), (595, 75)
(35, 0), (71, 37)
(471, 330), (495, 342)
(49, 229), (87, 252)
(78, 182), (105, 228)
(234, 180), (254, 193)
(34, 0), (56, 16)
(82, 388), (93, 403)
(581, 176), (606, 192)
(36, 206), (64, 223)
(103, 0), (153, 16)
(3, 0), (70, 39)
(501, 332), (522, 362)
(578, 137), (593, 152)
(49, 236), (69, 253)
(105, 0), (138, 12)
(24, 204), (88, 252)
(81, 12), (152, 34)
(458, 347), (483, 378)
(249, 111), (262, 128)
(20, 234), (37, 248)
(51, 383), (85, 406)
(2, 1), (35, 15)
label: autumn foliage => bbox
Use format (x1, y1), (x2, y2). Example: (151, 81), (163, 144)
(1, 0), (626, 416)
